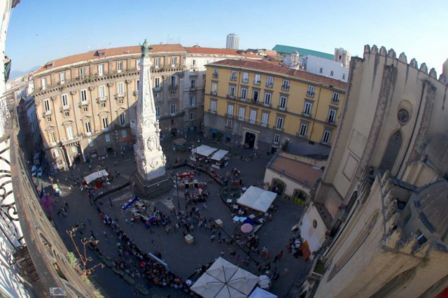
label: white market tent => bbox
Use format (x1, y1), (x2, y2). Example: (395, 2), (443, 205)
(191, 257), (259, 298)
(192, 145), (218, 157)
(237, 186), (277, 213)
(83, 170), (109, 184)
(248, 288), (277, 298)
(211, 149), (229, 161)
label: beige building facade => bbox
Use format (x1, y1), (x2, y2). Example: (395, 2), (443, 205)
(300, 45), (448, 297)
(32, 44), (254, 170)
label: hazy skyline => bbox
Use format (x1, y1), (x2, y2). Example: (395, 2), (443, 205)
(6, 0), (448, 74)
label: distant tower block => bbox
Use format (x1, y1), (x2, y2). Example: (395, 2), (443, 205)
(133, 39), (172, 198)
(334, 48), (351, 68)
(226, 33), (239, 50)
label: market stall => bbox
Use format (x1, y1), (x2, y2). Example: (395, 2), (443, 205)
(191, 257), (259, 298)
(211, 149), (229, 169)
(248, 287), (277, 298)
(83, 169), (109, 185)
(237, 186), (277, 213)
(190, 145), (217, 162)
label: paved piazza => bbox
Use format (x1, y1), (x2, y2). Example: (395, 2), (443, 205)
(45, 135), (310, 297)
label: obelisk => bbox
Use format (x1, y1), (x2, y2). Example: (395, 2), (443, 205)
(133, 40), (171, 197)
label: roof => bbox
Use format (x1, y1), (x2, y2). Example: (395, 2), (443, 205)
(35, 44), (185, 74)
(210, 59), (346, 89)
(273, 44), (334, 60)
(268, 155), (322, 189)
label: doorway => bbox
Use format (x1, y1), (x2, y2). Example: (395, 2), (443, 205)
(244, 132), (256, 149)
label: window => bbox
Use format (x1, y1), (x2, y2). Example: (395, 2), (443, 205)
(230, 71), (238, 81)
(117, 82), (125, 96)
(98, 64), (104, 76)
(303, 101), (313, 116)
(154, 57), (160, 68)
(121, 129), (127, 138)
(189, 112), (194, 120)
(328, 108), (337, 123)
(319, 67), (323, 74)
(41, 78), (46, 90)
(119, 113), (126, 125)
(322, 129), (331, 144)
(82, 105), (88, 112)
(61, 94), (68, 107)
(117, 61), (123, 73)
(266, 76), (274, 88)
(52, 148), (59, 158)
(190, 79), (196, 89)
(279, 96), (287, 110)
(105, 133), (111, 143)
(44, 98), (51, 112)
(171, 56), (177, 66)
(79, 67), (85, 78)
(136, 59), (140, 70)
(227, 104), (234, 117)
(48, 131), (57, 144)
(192, 59), (196, 66)
(64, 110), (70, 117)
(156, 106), (160, 118)
(273, 134), (280, 145)
(281, 79), (290, 90)
(249, 109), (257, 124)
(225, 118), (233, 128)
(60, 72), (65, 84)
(210, 100), (217, 113)
(261, 112), (269, 127)
(238, 107), (245, 121)
(190, 95), (196, 107)
(170, 103), (176, 115)
(211, 82), (218, 95)
(80, 89), (88, 104)
(170, 76), (176, 87)
(242, 72), (249, 83)
(254, 74), (261, 85)
(264, 92), (272, 106)
(102, 116), (109, 130)
(253, 89), (259, 103)
(66, 126), (74, 140)
(299, 122), (308, 137)
(276, 116), (284, 130)
(228, 85), (236, 97)
(155, 78), (160, 88)
(213, 68), (218, 78)
(240, 87), (247, 100)
(307, 85), (315, 97)
(332, 92), (340, 103)
(330, 70), (334, 76)
(85, 121), (92, 135)
(98, 85), (106, 100)
(342, 74), (346, 80)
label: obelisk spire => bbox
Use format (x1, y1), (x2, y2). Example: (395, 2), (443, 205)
(134, 39), (166, 181)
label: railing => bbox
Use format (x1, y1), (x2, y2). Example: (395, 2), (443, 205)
(254, 80), (261, 85)
(226, 94), (236, 100)
(281, 85), (290, 91)
(210, 91), (217, 96)
(230, 76), (237, 81)
(306, 91), (315, 98)
(265, 82), (274, 88)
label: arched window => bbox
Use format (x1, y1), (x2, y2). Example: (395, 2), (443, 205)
(379, 130), (402, 173)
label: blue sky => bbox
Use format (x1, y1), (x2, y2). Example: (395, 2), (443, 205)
(6, 0), (448, 73)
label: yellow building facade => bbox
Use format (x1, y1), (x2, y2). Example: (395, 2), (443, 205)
(203, 59), (347, 150)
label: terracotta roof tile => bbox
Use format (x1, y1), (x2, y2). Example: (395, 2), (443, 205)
(269, 155), (322, 189)
(185, 47), (259, 58)
(36, 44), (186, 74)
(210, 59), (347, 89)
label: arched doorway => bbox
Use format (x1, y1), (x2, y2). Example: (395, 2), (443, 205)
(379, 130), (402, 173)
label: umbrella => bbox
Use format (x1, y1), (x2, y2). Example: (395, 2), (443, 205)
(191, 257), (258, 298)
(240, 223), (253, 234)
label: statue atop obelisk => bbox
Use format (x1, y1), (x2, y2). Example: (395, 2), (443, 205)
(134, 40), (167, 182)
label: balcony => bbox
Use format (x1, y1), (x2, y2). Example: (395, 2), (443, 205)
(211, 91), (217, 96)
(96, 96), (108, 103)
(306, 91), (315, 98)
(281, 85), (290, 92)
(265, 82), (274, 89)
(230, 76), (237, 81)
(212, 73), (219, 79)
(42, 110), (51, 117)
(242, 79), (249, 84)
(207, 109), (217, 114)
(59, 106), (70, 112)
(168, 85), (178, 95)
(114, 94), (126, 100)
(278, 105), (287, 111)
(263, 102), (272, 107)
(327, 118), (336, 125)
(226, 94), (236, 100)
(226, 113), (234, 119)
(78, 101), (89, 107)
(254, 80), (261, 85)
(153, 86), (162, 92)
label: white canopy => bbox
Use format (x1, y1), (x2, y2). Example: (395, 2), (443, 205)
(211, 149), (229, 161)
(237, 186), (277, 213)
(192, 145), (218, 157)
(248, 288), (277, 298)
(83, 170), (109, 184)
(191, 257), (258, 298)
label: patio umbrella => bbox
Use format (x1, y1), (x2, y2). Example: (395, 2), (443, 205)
(191, 257), (258, 298)
(240, 223), (253, 234)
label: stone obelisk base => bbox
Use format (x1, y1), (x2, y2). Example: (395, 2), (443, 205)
(132, 172), (173, 200)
